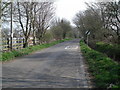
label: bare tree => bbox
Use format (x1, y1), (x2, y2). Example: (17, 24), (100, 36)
(51, 18), (72, 40)
(17, 2), (34, 48)
(35, 2), (55, 44)
(73, 1), (120, 44)
(51, 25), (63, 40)
(73, 12), (88, 41)
(0, 1), (11, 18)
(0, 1), (11, 51)
(73, 8), (103, 44)
(103, 1), (120, 44)
(31, 2), (37, 45)
(60, 19), (72, 39)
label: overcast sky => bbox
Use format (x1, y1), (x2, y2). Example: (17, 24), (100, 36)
(54, 0), (96, 25)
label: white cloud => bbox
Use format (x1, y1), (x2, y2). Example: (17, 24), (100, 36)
(54, 0), (95, 24)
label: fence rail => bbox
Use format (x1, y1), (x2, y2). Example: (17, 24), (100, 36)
(2, 38), (34, 52)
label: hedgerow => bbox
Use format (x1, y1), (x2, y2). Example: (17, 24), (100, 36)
(80, 40), (120, 88)
(95, 42), (120, 61)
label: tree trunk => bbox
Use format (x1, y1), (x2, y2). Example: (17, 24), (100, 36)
(23, 38), (28, 48)
(38, 37), (41, 45)
(10, 2), (13, 51)
(118, 36), (120, 44)
(33, 30), (36, 45)
(33, 37), (36, 45)
(63, 32), (66, 39)
(7, 38), (10, 50)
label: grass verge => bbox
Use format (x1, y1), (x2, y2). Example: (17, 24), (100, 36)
(1, 39), (71, 62)
(80, 40), (120, 88)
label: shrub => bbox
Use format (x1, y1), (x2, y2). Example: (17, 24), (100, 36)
(2, 52), (14, 61)
(12, 50), (23, 57)
(95, 42), (120, 61)
(80, 40), (120, 88)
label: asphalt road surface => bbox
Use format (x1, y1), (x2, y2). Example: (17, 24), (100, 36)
(2, 39), (92, 88)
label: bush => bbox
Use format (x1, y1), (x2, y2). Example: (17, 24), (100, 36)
(80, 40), (120, 88)
(1, 52), (14, 61)
(12, 50), (23, 57)
(41, 31), (53, 43)
(95, 42), (120, 61)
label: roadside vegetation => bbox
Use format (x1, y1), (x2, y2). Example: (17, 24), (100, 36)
(1, 39), (71, 62)
(1, 1), (74, 61)
(74, 1), (120, 88)
(73, 1), (120, 62)
(80, 40), (120, 88)
(95, 42), (120, 61)
(1, 0), (120, 88)
(1, 2), (75, 52)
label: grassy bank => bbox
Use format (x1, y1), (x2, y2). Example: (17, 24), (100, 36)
(80, 40), (120, 88)
(1, 39), (71, 62)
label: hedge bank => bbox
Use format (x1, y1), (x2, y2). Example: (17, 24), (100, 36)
(80, 40), (120, 88)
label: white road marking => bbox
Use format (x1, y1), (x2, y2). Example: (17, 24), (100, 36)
(65, 46), (70, 49)
(74, 46), (78, 49)
(80, 65), (84, 67)
(65, 46), (78, 50)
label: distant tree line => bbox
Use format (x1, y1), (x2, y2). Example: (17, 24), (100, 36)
(73, 0), (120, 45)
(50, 18), (73, 40)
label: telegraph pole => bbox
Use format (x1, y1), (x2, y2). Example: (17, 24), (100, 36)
(10, 2), (13, 51)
